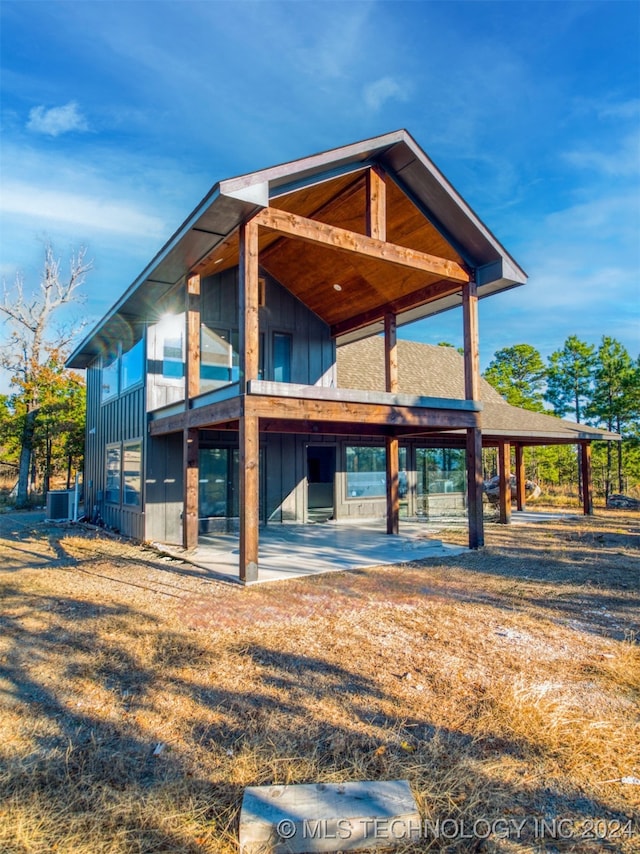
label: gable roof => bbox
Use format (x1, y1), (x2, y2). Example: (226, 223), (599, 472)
(68, 130), (526, 368)
(337, 337), (620, 444)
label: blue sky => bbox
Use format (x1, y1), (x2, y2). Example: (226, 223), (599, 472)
(1, 0), (639, 389)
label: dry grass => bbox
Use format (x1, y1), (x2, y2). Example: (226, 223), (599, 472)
(0, 509), (638, 852)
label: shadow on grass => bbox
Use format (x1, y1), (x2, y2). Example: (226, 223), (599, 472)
(1, 580), (637, 852)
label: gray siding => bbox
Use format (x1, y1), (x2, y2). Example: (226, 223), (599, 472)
(84, 360), (146, 540)
(200, 269), (336, 386)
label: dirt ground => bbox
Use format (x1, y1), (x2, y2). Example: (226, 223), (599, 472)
(0, 508), (638, 853)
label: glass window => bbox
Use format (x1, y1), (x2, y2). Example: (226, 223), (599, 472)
(201, 326), (234, 391)
(105, 445), (121, 503)
(121, 337), (144, 391)
(416, 447), (467, 518)
(273, 333), (292, 383)
(346, 445), (386, 499)
(163, 331), (184, 378)
(101, 352), (119, 401)
(122, 441), (142, 506)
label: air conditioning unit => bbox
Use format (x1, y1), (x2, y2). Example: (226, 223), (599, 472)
(46, 490), (74, 521)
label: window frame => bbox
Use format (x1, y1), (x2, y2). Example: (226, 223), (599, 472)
(122, 440), (143, 507)
(345, 444), (387, 501)
(105, 443), (122, 504)
(120, 337), (145, 392)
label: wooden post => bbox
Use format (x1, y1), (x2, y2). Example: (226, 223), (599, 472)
(239, 219), (260, 582)
(466, 427), (484, 548)
(581, 442), (593, 516)
(498, 441), (511, 524)
(239, 219), (260, 392)
(462, 279), (480, 403)
(239, 413), (259, 583)
(384, 312), (398, 392)
(462, 278), (483, 548)
(182, 273), (201, 550)
(515, 444), (526, 511)
(183, 427), (199, 549)
(366, 165), (386, 240)
(384, 311), (399, 535)
(185, 273), (201, 399)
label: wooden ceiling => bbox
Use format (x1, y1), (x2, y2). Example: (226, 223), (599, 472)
(193, 168), (469, 336)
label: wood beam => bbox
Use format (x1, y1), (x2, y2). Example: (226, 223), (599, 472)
(366, 166), (386, 241)
(581, 442), (593, 516)
(515, 444), (526, 511)
(183, 427), (199, 550)
(246, 394), (480, 430)
(466, 427), (484, 549)
(185, 273), (201, 402)
(331, 278), (462, 338)
(149, 396), (243, 436)
(239, 218), (260, 392)
(498, 441), (511, 525)
(253, 207), (470, 283)
(462, 279), (480, 402)
(239, 413), (259, 583)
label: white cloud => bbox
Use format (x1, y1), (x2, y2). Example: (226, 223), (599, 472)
(1, 182), (165, 238)
(363, 76), (409, 112)
(564, 132), (640, 178)
(27, 101), (89, 137)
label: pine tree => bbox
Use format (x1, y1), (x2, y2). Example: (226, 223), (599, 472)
(484, 344), (546, 411)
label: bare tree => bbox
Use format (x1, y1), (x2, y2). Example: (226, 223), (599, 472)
(0, 244), (91, 506)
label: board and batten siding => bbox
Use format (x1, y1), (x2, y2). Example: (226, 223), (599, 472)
(84, 359), (146, 540)
(201, 268), (336, 388)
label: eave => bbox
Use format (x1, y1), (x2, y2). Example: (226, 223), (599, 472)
(67, 130), (527, 368)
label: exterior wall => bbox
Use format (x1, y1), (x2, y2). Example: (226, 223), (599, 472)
(200, 268), (336, 387)
(84, 357), (146, 540)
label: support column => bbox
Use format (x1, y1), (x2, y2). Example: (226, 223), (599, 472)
(239, 413), (259, 583)
(466, 427), (484, 548)
(239, 219), (260, 582)
(462, 278), (484, 548)
(183, 273), (201, 550)
(498, 441), (511, 524)
(581, 442), (593, 516)
(183, 428), (199, 549)
(515, 444), (526, 511)
(384, 311), (399, 535)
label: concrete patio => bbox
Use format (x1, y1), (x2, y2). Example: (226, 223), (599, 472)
(153, 519), (468, 584)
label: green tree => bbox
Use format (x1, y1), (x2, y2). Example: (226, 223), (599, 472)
(484, 344), (546, 410)
(0, 245), (90, 506)
(545, 335), (596, 422)
(587, 337), (637, 495)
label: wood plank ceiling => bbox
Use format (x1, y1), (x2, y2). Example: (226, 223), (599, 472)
(193, 168), (469, 336)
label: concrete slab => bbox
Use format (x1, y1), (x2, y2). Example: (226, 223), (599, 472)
(153, 520), (466, 584)
(238, 779), (421, 853)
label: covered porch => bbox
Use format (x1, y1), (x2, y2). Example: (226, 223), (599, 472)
(149, 377), (484, 583)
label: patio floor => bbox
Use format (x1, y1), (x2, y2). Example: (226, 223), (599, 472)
(154, 519), (468, 584)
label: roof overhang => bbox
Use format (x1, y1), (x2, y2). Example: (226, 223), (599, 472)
(67, 130), (527, 368)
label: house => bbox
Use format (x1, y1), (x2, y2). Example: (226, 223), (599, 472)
(67, 130), (614, 582)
